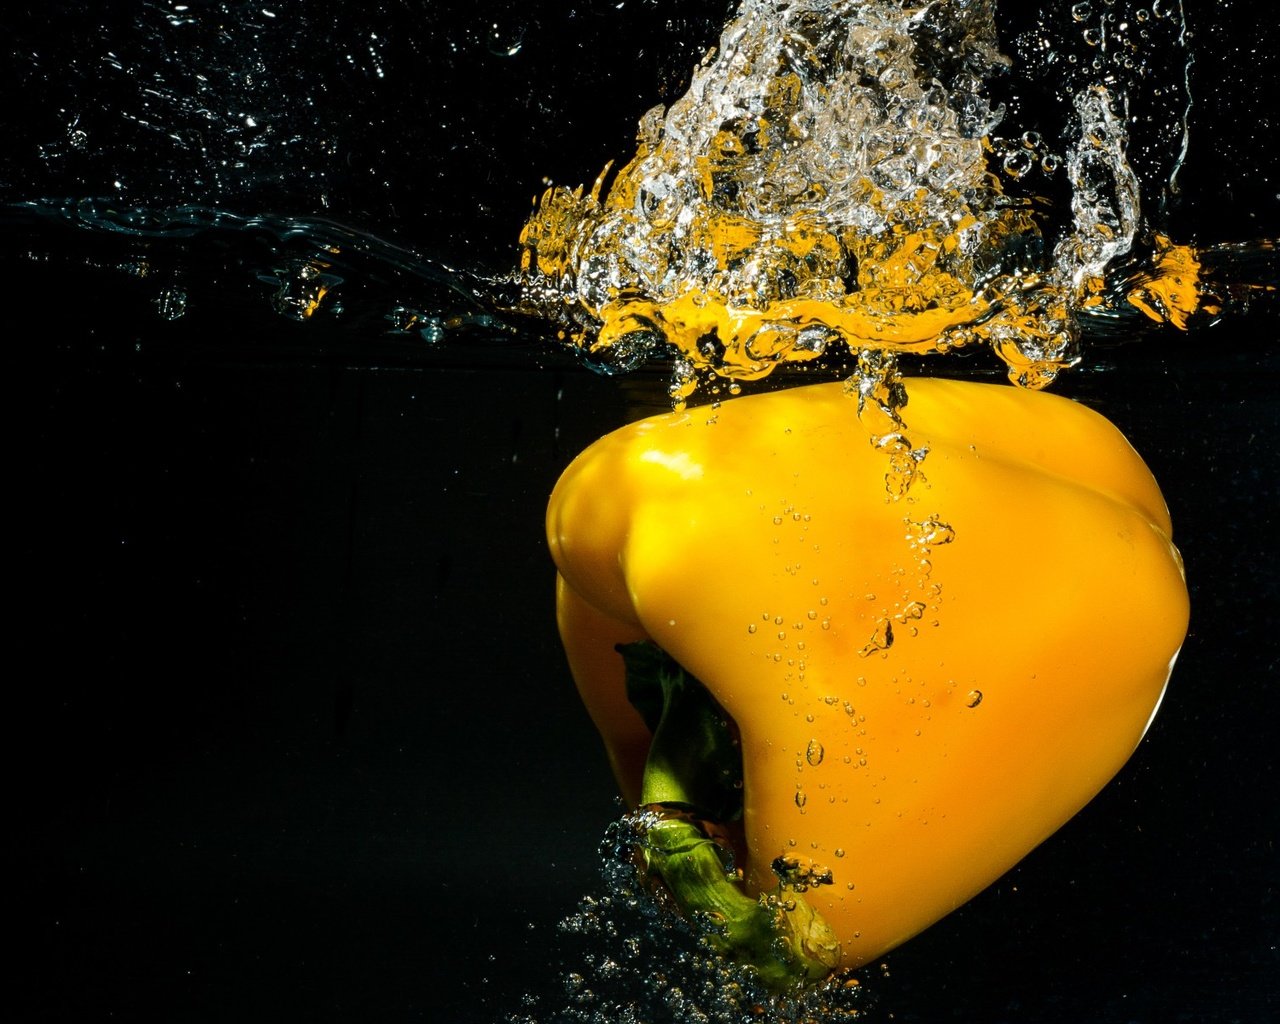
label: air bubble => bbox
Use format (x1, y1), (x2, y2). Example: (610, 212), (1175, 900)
(1003, 150), (1034, 178)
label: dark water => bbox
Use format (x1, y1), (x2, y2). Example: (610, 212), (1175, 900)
(7, 2), (1278, 1022)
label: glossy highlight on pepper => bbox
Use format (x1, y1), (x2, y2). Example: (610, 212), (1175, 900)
(547, 378), (1189, 984)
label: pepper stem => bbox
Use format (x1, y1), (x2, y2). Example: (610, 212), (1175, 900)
(617, 642), (842, 992)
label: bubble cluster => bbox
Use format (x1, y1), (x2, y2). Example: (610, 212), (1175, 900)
(505, 811), (870, 1024)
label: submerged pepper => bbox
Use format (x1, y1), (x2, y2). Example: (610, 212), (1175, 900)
(547, 378), (1189, 987)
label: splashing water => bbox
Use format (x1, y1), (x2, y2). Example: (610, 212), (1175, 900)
(8, 2), (1271, 388)
(515, 0), (1246, 403)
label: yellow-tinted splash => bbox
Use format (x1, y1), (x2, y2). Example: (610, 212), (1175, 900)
(517, 1), (1214, 403)
(1126, 234), (1219, 329)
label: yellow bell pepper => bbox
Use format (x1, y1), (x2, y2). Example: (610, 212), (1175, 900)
(547, 377), (1188, 988)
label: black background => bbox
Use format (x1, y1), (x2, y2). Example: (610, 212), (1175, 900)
(7, 2), (1278, 1022)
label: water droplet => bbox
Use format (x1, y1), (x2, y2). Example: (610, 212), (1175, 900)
(795, 791), (808, 808)
(907, 515), (955, 546)
(418, 318), (446, 344)
(966, 689), (984, 708)
(806, 740), (825, 766)
(897, 602), (926, 622)
(1071, 2), (1094, 22)
(859, 620), (894, 657)
(747, 623), (757, 634)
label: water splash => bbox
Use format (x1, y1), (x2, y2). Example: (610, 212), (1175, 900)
(9, 3), (1272, 382)
(515, 0), (1230, 401)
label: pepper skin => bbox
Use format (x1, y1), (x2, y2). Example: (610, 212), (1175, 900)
(547, 378), (1189, 974)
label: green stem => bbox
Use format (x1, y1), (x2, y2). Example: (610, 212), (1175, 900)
(617, 642), (842, 992)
